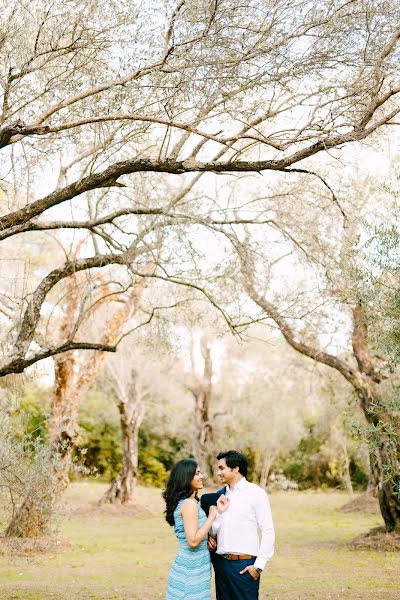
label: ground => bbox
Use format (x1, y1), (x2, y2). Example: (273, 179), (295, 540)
(0, 482), (399, 599)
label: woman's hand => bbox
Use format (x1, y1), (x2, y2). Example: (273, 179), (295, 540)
(208, 505), (218, 520)
(217, 494), (230, 513)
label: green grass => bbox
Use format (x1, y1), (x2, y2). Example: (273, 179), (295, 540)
(0, 483), (399, 599)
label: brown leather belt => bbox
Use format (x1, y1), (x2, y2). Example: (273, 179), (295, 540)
(221, 554), (255, 560)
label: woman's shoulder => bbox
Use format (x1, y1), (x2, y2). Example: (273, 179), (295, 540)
(177, 497), (198, 512)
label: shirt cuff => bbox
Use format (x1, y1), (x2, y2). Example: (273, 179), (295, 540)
(254, 557), (268, 571)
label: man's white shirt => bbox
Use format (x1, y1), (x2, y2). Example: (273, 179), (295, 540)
(211, 477), (275, 571)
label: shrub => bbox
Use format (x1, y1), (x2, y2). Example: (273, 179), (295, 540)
(76, 392), (122, 481)
(279, 426), (369, 490)
(138, 424), (190, 487)
(10, 386), (50, 441)
(0, 415), (61, 538)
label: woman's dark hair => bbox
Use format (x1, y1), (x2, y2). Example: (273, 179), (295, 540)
(217, 450), (248, 477)
(162, 459), (198, 526)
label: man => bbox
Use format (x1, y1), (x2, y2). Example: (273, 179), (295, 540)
(200, 450), (275, 600)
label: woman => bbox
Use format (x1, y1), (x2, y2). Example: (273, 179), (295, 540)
(163, 458), (227, 600)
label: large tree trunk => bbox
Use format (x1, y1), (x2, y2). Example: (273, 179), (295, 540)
(100, 370), (145, 504)
(189, 336), (216, 481)
(339, 438), (354, 499)
(259, 454), (275, 488)
(192, 391), (215, 481)
(355, 371), (400, 531)
(48, 352), (81, 493)
(379, 480), (400, 532)
(369, 432), (400, 532)
(47, 281), (145, 496)
(5, 497), (47, 538)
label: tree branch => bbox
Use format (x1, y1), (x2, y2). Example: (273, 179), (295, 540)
(0, 341), (117, 377)
(0, 120), (50, 148)
(2, 116), (398, 234)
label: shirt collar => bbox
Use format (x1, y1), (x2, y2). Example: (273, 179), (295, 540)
(226, 477), (247, 493)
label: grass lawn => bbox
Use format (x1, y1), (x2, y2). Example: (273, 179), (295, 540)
(0, 482), (399, 599)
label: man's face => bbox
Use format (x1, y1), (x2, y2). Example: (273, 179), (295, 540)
(217, 458), (238, 484)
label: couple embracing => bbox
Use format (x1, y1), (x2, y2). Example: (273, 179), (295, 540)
(163, 450), (275, 600)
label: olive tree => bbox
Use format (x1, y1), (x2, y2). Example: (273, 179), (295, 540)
(1, 0), (400, 377)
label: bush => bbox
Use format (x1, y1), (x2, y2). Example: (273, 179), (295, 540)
(76, 393), (190, 486)
(139, 448), (169, 486)
(349, 457), (369, 488)
(279, 426), (368, 490)
(76, 393), (122, 481)
(138, 424), (190, 487)
(0, 415), (61, 538)
(10, 386), (50, 441)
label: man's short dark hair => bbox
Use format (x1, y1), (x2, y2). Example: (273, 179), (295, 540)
(217, 450), (248, 477)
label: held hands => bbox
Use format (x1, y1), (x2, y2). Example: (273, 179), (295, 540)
(207, 535), (217, 551)
(239, 565), (260, 581)
(216, 494), (230, 513)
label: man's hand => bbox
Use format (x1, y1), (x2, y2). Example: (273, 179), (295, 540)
(239, 565), (260, 580)
(207, 535), (217, 551)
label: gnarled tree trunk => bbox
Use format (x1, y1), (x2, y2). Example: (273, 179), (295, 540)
(339, 437), (354, 499)
(100, 369), (145, 504)
(5, 498), (47, 538)
(48, 351), (81, 493)
(188, 335), (216, 481)
(47, 277), (145, 495)
(259, 453), (276, 489)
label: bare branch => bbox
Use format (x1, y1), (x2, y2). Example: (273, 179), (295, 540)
(0, 341), (117, 377)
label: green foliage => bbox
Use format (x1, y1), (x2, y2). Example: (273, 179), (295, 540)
(138, 447), (168, 486)
(9, 385), (50, 441)
(351, 200), (400, 497)
(349, 457), (369, 488)
(279, 425), (368, 490)
(241, 446), (258, 482)
(138, 424), (189, 487)
(4, 386), (191, 489)
(76, 392), (190, 486)
(76, 390), (123, 480)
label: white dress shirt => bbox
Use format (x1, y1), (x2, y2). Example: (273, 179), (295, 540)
(211, 477), (275, 571)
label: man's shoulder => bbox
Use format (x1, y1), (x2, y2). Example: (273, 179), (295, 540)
(245, 480), (268, 497)
(200, 488), (225, 506)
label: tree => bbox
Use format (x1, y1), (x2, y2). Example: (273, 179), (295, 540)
(214, 332), (352, 488)
(1, 0), (400, 378)
(230, 161), (400, 531)
(48, 272), (146, 493)
(350, 202), (400, 521)
(99, 353), (145, 505)
(186, 333), (217, 479)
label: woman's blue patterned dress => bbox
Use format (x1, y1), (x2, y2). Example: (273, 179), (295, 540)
(166, 498), (211, 600)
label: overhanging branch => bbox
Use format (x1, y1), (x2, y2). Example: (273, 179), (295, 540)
(1, 116), (396, 234)
(0, 341), (117, 377)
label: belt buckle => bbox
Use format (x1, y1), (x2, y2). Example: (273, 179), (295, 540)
(224, 553), (232, 560)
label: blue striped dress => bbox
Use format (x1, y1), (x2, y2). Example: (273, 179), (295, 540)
(166, 498), (211, 600)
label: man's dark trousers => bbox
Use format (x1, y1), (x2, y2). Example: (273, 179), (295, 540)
(213, 554), (260, 600)
(200, 491), (260, 600)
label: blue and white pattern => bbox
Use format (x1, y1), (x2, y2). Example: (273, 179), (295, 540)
(166, 498), (211, 600)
